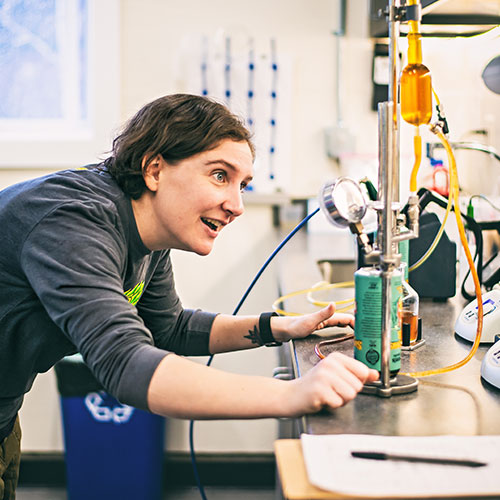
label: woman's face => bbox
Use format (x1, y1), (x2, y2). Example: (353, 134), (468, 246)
(134, 139), (254, 255)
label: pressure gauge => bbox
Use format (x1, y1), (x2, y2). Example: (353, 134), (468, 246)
(319, 177), (367, 228)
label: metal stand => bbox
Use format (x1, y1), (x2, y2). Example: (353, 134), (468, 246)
(362, 374), (418, 397)
(402, 338), (426, 351)
(318, 1), (422, 396)
(363, 0), (418, 396)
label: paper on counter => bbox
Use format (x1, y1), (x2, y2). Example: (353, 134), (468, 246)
(301, 433), (500, 498)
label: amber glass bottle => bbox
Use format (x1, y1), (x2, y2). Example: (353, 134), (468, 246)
(401, 31), (432, 126)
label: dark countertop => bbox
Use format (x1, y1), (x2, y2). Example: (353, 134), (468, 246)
(279, 233), (500, 437)
(291, 295), (500, 437)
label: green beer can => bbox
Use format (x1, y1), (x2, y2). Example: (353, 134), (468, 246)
(354, 266), (402, 375)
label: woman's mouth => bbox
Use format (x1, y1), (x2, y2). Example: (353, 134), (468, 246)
(201, 217), (223, 232)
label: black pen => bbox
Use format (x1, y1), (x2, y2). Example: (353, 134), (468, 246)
(351, 451), (487, 468)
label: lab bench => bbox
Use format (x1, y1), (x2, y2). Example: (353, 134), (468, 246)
(295, 297), (500, 436)
(273, 232), (500, 499)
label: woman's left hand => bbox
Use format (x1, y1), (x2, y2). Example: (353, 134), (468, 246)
(271, 304), (354, 343)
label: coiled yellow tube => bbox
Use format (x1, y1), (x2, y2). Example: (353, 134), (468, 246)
(273, 131), (483, 377)
(305, 280), (354, 311)
(409, 87), (452, 272)
(403, 129), (483, 377)
(272, 281), (354, 316)
(409, 127), (422, 193)
(274, 71), (482, 376)
(409, 192), (453, 272)
(409, 134), (453, 272)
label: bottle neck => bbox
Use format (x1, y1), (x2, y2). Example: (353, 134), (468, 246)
(406, 0), (423, 64)
(407, 32), (422, 65)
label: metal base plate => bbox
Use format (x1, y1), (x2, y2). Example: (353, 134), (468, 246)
(361, 374), (419, 397)
(401, 338), (426, 351)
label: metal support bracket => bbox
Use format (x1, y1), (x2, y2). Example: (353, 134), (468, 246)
(362, 374), (419, 397)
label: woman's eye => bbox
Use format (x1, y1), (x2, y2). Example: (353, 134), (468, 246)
(213, 171), (226, 183)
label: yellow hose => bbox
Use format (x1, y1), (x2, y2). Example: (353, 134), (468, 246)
(273, 87), (483, 377)
(275, 130), (483, 377)
(409, 126), (421, 193)
(408, 87), (451, 272)
(403, 129), (483, 377)
(432, 87), (441, 106)
(409, 170), (453, 272)
(306, 281), (354, 311)
(272, 281), (354, 316)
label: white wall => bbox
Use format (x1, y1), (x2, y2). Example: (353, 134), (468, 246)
(18, 0), (353, 454)
(13, 0), (500, 454)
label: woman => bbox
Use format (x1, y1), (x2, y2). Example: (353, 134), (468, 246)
(0, 94), (377, 499)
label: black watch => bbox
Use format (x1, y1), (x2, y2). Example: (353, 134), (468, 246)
(259, 312), (282, 347)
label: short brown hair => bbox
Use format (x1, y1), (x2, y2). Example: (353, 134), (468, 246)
(105, 94), (254, 199)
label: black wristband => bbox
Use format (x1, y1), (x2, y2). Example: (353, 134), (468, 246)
(259, 312), (282, 347)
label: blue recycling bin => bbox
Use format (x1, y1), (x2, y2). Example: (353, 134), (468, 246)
(55, 355), (165, 500)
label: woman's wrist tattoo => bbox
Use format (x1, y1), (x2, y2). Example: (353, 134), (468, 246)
(244, 325), (264, 346)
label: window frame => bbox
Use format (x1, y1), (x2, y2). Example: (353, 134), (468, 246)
(0, 0), (120, 169)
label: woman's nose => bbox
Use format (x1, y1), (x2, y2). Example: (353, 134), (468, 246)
(222, 188), (244, 217)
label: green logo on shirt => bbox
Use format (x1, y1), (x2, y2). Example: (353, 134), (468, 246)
(124, 281), (144, 305)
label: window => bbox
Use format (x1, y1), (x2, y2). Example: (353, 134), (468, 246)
(0, 0), (120, 168)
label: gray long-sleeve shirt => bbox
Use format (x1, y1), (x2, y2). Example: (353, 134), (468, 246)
(0, 166), (216, 429)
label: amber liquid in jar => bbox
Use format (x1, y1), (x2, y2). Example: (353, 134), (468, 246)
(400, 64), (432, 126)
(401, 310), (418, 344)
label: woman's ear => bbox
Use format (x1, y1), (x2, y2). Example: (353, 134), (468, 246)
(142, 154), (163, 192)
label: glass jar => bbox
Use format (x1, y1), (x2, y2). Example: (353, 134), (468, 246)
(400, 263), (420, 345)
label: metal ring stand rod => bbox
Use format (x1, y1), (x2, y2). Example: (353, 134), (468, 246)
(380, 101), (395, 390)
(362, 0), (418, 397)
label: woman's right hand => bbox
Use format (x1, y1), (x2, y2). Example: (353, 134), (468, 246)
(283, 352), (379, 417)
